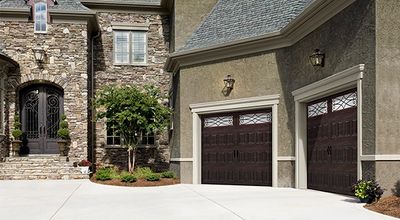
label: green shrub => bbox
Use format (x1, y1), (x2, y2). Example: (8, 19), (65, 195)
(59, 120), (69, 129)
(57, 128), (70, 139)
(120, 172), (137, 183)
(145, 173), (161, 181)
(96, 167), (114, 181)
(161, 171), (175, 179)
(12, 129), (23, 139)
(352, 180), (384, 204)
(134, 167), (154, 179)
(12, 113), (23, 140)
(57, 114), (70, 140)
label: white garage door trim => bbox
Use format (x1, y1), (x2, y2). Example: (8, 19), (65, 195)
(190, 95), (280, 186)
(292, 64), (364, 189)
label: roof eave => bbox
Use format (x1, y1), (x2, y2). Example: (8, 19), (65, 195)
(165, 0), (356, 73)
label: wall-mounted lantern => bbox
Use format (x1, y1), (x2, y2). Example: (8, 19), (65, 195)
(32, 46), (45, 63)
(309, 49), (325, 67)
(222, 74), (235, 96)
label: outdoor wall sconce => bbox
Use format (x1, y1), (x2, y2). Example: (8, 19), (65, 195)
(32, 46), (45, 63)
(309, 49), (325, 67)
(222, 74), (235, 96)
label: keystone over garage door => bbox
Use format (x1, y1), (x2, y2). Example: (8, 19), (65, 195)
(201, 109), (272, 186)
(307, 89), (357, 195)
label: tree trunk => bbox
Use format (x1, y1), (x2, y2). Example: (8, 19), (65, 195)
(131, 148), (136, 171)
(128, 148), (132, 172)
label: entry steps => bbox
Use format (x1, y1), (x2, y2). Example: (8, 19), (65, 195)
(0, 155), (89, 180)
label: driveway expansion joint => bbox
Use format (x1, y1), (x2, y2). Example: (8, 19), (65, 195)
(182, 185), (246, 220)
(49, 182), (83, 220)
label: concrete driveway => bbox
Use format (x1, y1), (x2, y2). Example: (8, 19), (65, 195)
(0, 180), (395, 220)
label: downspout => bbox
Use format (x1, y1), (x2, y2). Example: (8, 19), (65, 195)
(91, 31), (101, 164)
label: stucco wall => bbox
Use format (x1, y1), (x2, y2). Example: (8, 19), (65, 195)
(173, 0), (218, 50)
(173, 0), (376, 186)
(375, 0), (400, 155)
(93, 12), (171, 170)
(0, 20), (89, 163)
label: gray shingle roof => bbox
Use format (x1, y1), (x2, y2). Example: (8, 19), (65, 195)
(0, 0), (90, 11)
(179, 0), (315, 51)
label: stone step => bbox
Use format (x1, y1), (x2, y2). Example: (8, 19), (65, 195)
(0, 167), (82, 175)
(0, 155), (88, 180)
(0, 174), (89, 180)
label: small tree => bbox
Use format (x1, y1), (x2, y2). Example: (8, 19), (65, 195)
(95, 85), (171, 172)
(57, 114), (70, 140)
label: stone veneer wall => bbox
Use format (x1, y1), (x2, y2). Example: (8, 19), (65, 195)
(93, 12), (171, 171)
(0, 64), (9, 161)
(0, 20), (89, 162)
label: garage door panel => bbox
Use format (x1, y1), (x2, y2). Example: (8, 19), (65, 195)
(202, 109), (272, 186)
(307, 89), (357, 195)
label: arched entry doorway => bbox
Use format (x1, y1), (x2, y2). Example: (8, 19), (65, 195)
(20, 84), (64, 154)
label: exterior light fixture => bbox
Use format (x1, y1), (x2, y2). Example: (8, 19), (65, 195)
(222, 74), (235, 96)
(309, 49), (325, 67)
(32, 46), (45, 63)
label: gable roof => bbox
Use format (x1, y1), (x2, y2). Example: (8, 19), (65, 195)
(179, 0), (314, 52)
(0, 0), (90, 11)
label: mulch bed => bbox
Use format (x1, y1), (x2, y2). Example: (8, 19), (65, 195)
(365, 195), (400, 218)
(90, 175), (180, 187)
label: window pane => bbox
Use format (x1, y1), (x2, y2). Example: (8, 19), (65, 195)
(114, 32), (130, 64)
(132, 32), (146, 63)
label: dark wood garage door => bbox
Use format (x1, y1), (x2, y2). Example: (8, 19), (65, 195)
(202, 109), (272, 186)
(307, 89), (358, 195)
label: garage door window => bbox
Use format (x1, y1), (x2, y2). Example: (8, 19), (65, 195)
(239, 112), (271, 125)
(332, 92), (357, 112)
(204, 116), (233, 127)
(307, 101), (328, 118)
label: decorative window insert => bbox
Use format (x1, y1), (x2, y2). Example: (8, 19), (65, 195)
(239, 112), (272, 125)
(34, 2), (47, 33)
(332, 92), (357, 112)
(307, 101), (328, 118)
(113, 31), (147, 65)
(204, 116), (233, 128)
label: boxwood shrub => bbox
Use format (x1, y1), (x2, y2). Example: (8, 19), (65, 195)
(120, 172), (137, 183)
(161, 171), (175, 179)
(96, 167), (113, 181)
(145, 173), (161, 181)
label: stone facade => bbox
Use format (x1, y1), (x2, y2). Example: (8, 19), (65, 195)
(93, 12), (171, 170)
(0, 20), (89, 163)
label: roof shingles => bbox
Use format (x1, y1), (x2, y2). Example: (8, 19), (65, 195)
(0, 0), (90, 11)
(180, 0), (314, 51)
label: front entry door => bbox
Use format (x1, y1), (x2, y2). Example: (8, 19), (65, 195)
(21, 85), (63, 154)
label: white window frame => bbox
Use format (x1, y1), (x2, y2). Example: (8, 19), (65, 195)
(113, 30), (148, 66)
(34, 2), (48, 34)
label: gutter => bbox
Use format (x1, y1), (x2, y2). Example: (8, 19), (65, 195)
(90, 31), (101, 164)
(165, 0), (356, 73)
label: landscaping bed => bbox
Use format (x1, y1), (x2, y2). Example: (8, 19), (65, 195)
(365, 195), (400, 218)
(90, 167), (180, 187)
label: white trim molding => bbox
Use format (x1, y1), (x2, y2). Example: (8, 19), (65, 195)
(277, 156), (296, 161)
(292, 64), (364, 189)
(190, 95), (280, 186)
(170, 158), (194, 162)
(361, 155), (400, 161)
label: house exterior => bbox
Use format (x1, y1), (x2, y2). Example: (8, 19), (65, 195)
(167, 0), (400, 195)
(0, 0), (172, 179)
(0, 0), (398, 197)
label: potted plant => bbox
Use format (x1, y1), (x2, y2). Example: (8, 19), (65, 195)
(57, 114), (70, 156)
(11, 113), (23, 156)
(352, 179), (384, 204)
(78, 159), (92, 174)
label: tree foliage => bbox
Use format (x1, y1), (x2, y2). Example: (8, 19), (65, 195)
(95, 84), (171, 171)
